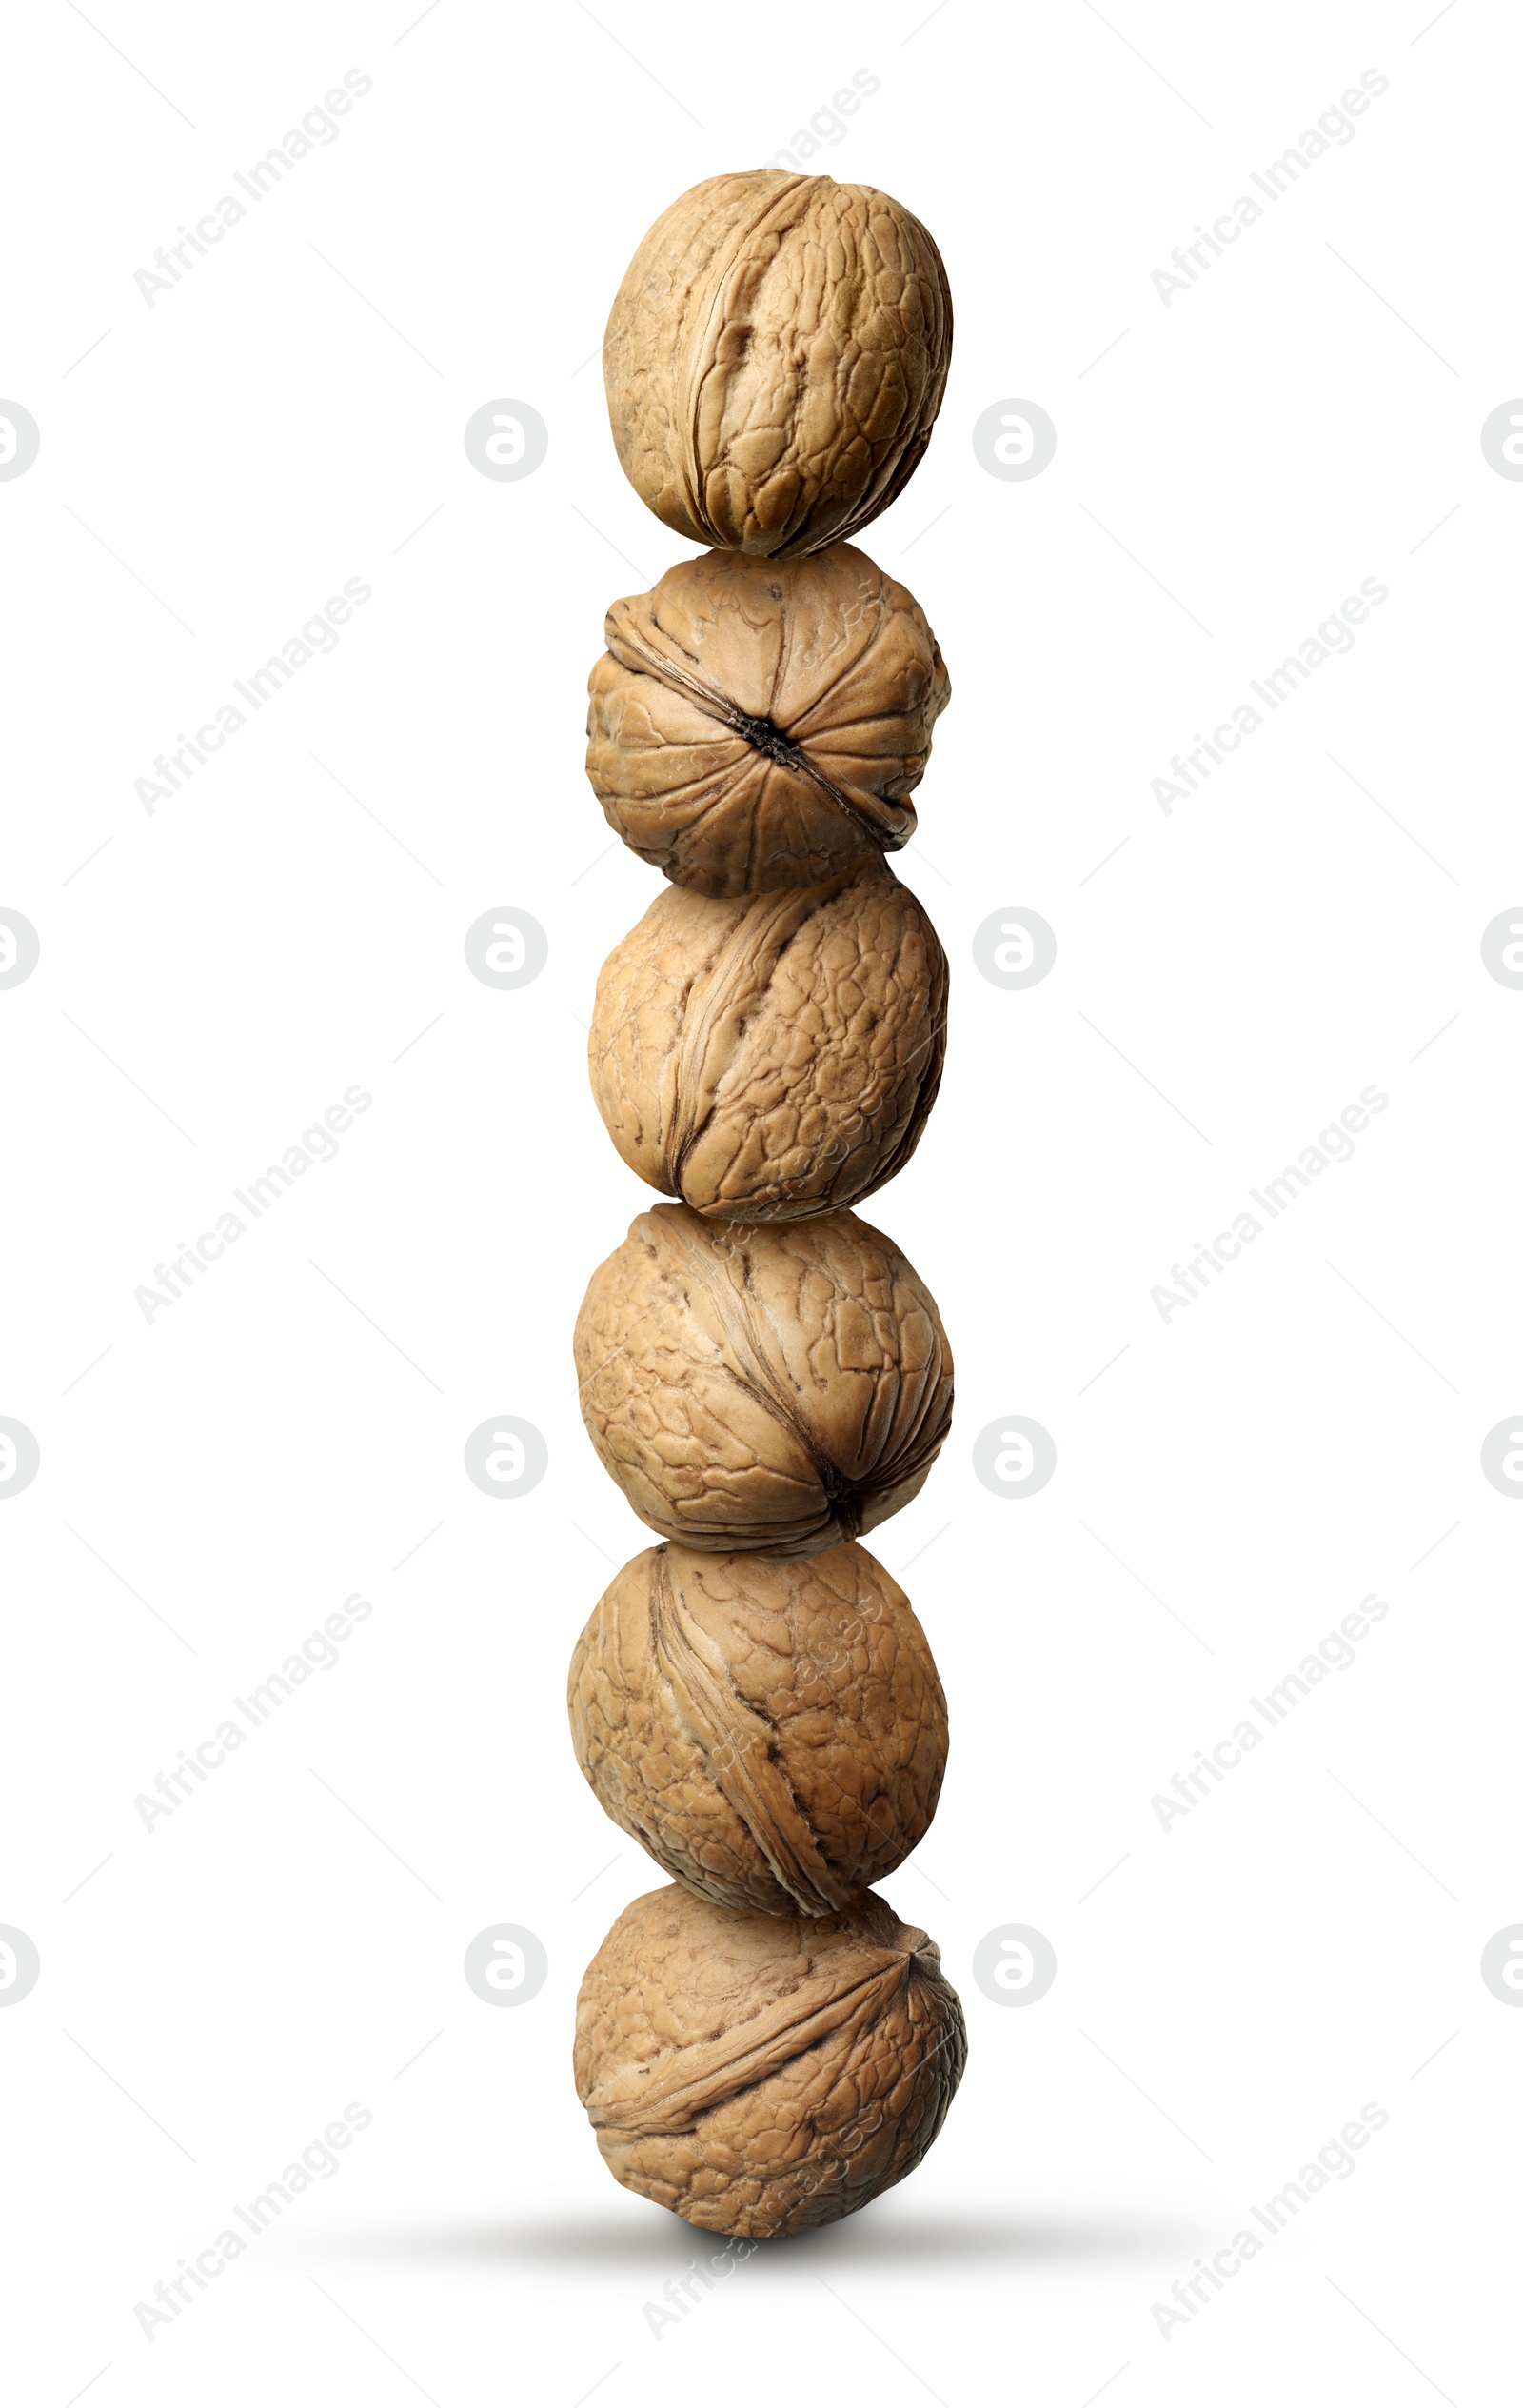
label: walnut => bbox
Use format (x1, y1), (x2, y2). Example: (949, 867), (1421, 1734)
(574, 1881), (965, 2236)
(584, 544), (949, 894)
(568, 1541), (947, 1916)
(603, 170), (952, 559)
(573, 1203), (953, 1557)
(587, 860), (947, 1223)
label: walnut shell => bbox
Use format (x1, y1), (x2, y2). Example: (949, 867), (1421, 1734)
(585, 545), (950, 894)
(588, 861), (947, 1223)
(603, 171), (952, 559)
(568, 1541), (947, 1916)
(573, 1203), (953, 1557)
(574, 1882), (965, 2236)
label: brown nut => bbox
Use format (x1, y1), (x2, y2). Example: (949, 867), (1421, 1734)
(573, 1203), (954, 1558)
(584, 544), (950, 894)
(587, 860), (947, 1223)
(603, 170), (952, 559)
(574, 1881), (966, 2236)
(567, 1541), (947, 1916)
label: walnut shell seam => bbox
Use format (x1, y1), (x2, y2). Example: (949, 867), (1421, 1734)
(607, 611), (900, 862)
(583, 1934), (938, 2138)
(651, 1206), (946, 1538)
(648, 1545), (854, 1914)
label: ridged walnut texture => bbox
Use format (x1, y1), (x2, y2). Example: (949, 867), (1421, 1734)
(585, 544), (950, 893)
(587, 860), (948, 1223)
(573, 1203), (954, 1558)
(603, 171), (953, 559)
(574, 1882), (966, 2235)
(568, 1541), (948, 1916)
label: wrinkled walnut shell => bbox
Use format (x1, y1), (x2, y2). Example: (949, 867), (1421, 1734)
(603, 170), (953, 559)
(568, 1541), (947, 1916)
(588, 860), (947, 1223)
(573, 1203), (954, 1558)
(585, 545), (950, 894)
(575, 1882), (966, 2235)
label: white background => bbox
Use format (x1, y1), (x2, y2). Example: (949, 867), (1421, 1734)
(3, 1), (1518, 2401)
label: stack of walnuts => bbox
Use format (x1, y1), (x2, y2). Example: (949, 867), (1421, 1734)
(570, 169), (966, 2240)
